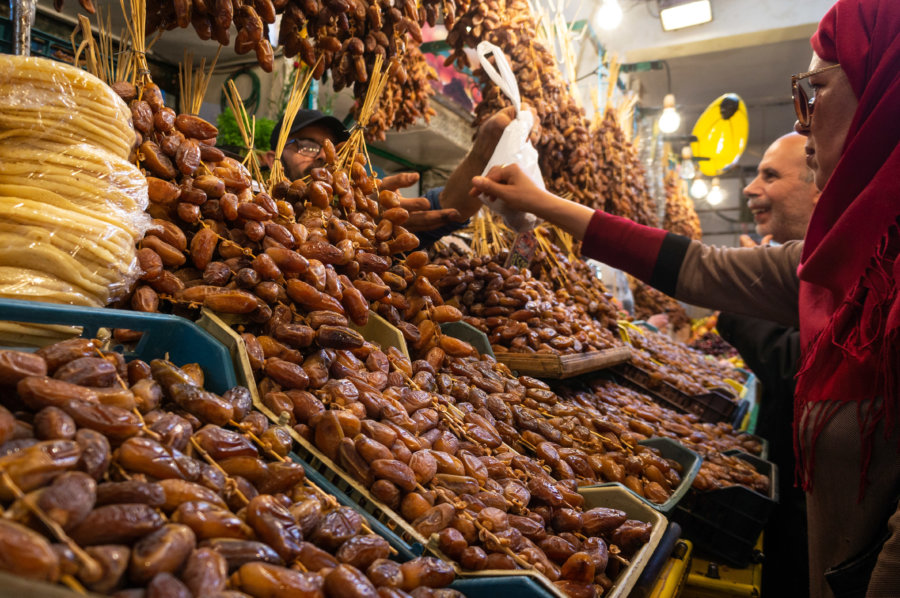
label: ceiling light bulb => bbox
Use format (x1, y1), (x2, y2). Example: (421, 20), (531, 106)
(594, 0), (623, 30)
(658, 93), (681, 133)
(689, 177), (708, 199)
(706, 177), (724, 206)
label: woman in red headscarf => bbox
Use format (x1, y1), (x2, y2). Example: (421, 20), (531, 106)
(471, 1), (900, 595)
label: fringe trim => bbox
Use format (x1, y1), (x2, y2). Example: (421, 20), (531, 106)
(794, 220), (900, 500)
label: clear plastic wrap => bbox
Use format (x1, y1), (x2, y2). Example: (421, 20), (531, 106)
(475, 42), (544, 233)
(0, 55), (148, 307)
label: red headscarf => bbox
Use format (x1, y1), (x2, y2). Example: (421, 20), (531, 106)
(794, 0), (900, 493)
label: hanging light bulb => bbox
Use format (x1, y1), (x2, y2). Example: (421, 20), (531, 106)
(679, 146), (695, 180)
(690, 176), (708, 199)
(706, 177), (724, 206)
(658, 93), (681, 133)
(593, 0), (623, 30)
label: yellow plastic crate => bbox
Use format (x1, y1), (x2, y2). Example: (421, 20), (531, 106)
(645, 539), (693, 598)
(682, 535), (763, 597)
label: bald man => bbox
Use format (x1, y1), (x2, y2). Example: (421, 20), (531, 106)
(719, 133), (819, 597)
(740, 133), (821, 247)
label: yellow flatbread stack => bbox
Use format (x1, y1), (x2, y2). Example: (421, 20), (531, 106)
(0, 55), (149, 308)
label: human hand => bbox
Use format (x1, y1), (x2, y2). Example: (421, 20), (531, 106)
(381, 172), (420, 192)
(471, 105), (517, 163)
(381, 172), (467, 232)
(470, 163), (547, 215)
(396, 196), (466, 232)
(739, 234), (773, 248)
(646, 314), (669, 330)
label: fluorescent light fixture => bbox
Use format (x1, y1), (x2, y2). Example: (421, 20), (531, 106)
(594, 0), (623, 30)
(659, 0), (712, 31)
(658, 93), (681, 133)
(690, 177), (708, 199)
(706, 177), (724, 206)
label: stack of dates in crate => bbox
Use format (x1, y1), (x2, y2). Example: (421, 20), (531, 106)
(426, 251), (621, 356)
(0, 339), (462, 598)
(247, 328), (657, 597)
(555, 379), (768, 494)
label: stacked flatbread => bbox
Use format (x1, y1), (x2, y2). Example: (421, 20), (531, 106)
(0, 55), (149, 307)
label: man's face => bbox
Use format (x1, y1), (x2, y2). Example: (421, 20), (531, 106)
(281, 123), (335, 180)
(743, 134), (820, 243)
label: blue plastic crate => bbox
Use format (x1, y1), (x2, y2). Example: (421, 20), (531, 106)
(0, 298), (236, 393)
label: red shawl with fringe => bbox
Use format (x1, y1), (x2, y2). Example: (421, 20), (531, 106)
(794, 0), (900, 494)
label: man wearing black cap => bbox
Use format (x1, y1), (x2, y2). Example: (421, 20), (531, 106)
(264, 109), (350, 180)
(264, 107), (516, 244)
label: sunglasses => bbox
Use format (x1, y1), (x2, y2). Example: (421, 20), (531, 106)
(792, 63), (841, 127)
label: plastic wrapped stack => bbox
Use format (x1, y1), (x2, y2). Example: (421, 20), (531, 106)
(0, 56), (149, 307)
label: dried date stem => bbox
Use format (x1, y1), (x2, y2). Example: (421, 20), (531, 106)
(188, 435), (251, 506)
(0, 471), (103, 582)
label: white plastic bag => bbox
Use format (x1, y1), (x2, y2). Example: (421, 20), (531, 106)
(475, 41), (544, 233)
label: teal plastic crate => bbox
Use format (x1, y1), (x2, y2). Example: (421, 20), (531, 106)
(579, 437), (702, 514)
(440, 320), (495, 359)
(450, 575), (558, 598)
(0, 298), (236, 393)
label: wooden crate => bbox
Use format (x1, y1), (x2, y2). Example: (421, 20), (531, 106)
(494, 345), (632, 379)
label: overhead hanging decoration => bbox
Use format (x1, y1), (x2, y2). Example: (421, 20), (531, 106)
(691, 93), (749, 177)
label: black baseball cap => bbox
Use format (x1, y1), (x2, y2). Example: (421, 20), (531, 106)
(270, 109), (350, 151)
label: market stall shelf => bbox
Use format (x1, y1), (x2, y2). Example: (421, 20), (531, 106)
(673, 451), (778, 568)
(578, 438), (702, 515)
(613, 362), (738, 424)
(496, 346), (633, 379)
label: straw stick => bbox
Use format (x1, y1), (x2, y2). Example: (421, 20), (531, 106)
(223, 79), (265, 185)
(180, 47), (222, 116)
(119, 0), (149, 85)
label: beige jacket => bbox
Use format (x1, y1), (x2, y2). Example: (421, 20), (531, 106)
(670, 240), (900, 598)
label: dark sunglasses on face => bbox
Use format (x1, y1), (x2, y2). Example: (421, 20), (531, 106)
(792, 63), (841, 127)
(287, 138), (323, 157)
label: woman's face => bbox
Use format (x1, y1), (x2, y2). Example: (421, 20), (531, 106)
(794, 53), (859, 190)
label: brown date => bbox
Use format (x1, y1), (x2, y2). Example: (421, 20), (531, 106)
(69, 504), (165, 546)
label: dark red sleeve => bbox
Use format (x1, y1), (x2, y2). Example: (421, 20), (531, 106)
(581, 210), (667, 280)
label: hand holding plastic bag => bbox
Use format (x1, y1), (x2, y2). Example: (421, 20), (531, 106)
(475, 41), (544, 232)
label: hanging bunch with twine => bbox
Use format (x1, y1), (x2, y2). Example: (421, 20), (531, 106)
(268, 57), (320, 188)
(118, 0), (150, 86)
(336, 54), (391, 174)
(223, 79), (266, 186)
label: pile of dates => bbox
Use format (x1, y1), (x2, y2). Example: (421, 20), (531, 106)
(425, 250), (620, 355)
(247, 332), (654, 597)
(555, 379), (768, 494)
(662, 170), (702, 241)
(0, 339), (461, 597)
(445, 0), (607, 211)
(438, 356), (686, 506)
(354, 43), (438, 143)
(592, 109), (658, 227)
(119, 79), (431, 335)
(625, 325), (743, 398)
